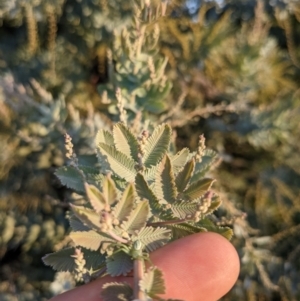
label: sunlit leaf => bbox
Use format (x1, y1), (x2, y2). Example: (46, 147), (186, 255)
(169, 223), (207, 240)
(184, 178), (215, 201)
(70, 205), (101, 230)
(121, 200), (149, 233)
(70, 230), (105, 251)
(102, 175), (118, 205)
(134, 226), (171, 252)
(98, 143), (136, 181)
(140, 267), (165, 298)
(43, 247), (106, 272)
(135, 173), (164, 217)
(85, 183), (106, 213)
(197, 218), (233, 240)
(175, 158), (195, 192)
(55, 166), (85, 192)
(171, 148), (190, 173)
(171, 201), (199, 219)
(106, 251), (133, 276)
(143, 124), (171, 168)
(101, 282), (132, 301)
(155, 155), (177, 204)
(96, 129), (114, 146)
(113, 122), (139, 161)
(112, 183), (135, 223)
(191, 150), (219, 182)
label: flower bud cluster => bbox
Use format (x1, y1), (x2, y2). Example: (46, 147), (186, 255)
(193, 191), (213, 222)
(71, 248), (88, 282)
(99, 211), (114, 232)
(64, 133), (78, 165)
(116, 87), (127, 124)
(138, 130), (149, 156)
(195, 134), (206, 162)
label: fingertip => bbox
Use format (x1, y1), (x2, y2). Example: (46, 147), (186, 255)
(152, 232), (240, 301)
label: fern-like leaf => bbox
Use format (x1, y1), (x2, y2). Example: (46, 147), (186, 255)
(101, 282), (132, 301)
(140, 267), (165, 298)
(135, 173), (164, 217)
(191, 149), (218, 183)
(168, 223), (207, 240)
(143, 124), (171, 168)
(102, 175), (118, 205)
(43, 247), (106, 272)
(175, 158), (195, 192)
(121, 200), (149, 233)
(205, 196), (222, 216)
(42, 247), (77, 272)
(70, 205), (101, 230)
(112, 183), (135, 223)
(70, 230), (108, 251)
(106, 251), (133, 277)
(113, 122), (139, 161)
(85, 183), (106, 213)
(96, 129), (114, 146)
(171, 148), (190, 173)
(155, 155), (177, 204)
(134, 226), (171, 253)
(184, 178), (215, 201)
(171, 201), (199, 219)
(197, 218), (233, 240)
(69, 214), (90, 232)
(98, 143), (136, 181)
(55, 166), (85, 192)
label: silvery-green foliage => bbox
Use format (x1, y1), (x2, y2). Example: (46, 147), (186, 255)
(98, 1), (172, 117)
(44, 122), (231, 300)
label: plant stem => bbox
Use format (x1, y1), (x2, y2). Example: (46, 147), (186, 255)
(133, 258), (145, 300)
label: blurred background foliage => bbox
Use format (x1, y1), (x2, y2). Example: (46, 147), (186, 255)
(1, 0), (300, 300)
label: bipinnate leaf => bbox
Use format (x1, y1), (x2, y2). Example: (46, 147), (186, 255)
(171, 148), (190, 173)
(42, 247), (77, 272)
(191, 149), (218, 182)
(171, 201), (200, 219)
(98, 143), (136, 181)
(121, 200), (149, 233)
(197, 218), (233, 240)
(140, 267), (165, 298)
(70, 230), (106, 251)
(70, 205), (101, 230)
(69, 214), (90, 232)
(55, 166), (85, 192)
(112, 183), (135, 222)
(143, 124), (171, 168)
(85, 183), (106, 213)
(135, 173), (163, 217)
(101, 282), (132, 301)
(135, 226), (171, 252)
(184, 178), (215, 201)
(43, 247), (106, 272)
(175, 158), (195, 192)
(155, 155), (177, 204)
(102, 175), (118, 205)
(106, 251), (133, 277)
(96, 129), (114, 146)
(169, 223), (207, 240)
(205, 196), (222, 215)
(113, 122), (139, 161)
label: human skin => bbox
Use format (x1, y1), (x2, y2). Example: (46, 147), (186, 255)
(49, 232), (240, 301)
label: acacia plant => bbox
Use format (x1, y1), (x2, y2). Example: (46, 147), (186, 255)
(43, 122), (232, 301)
